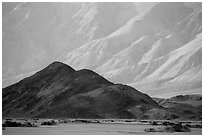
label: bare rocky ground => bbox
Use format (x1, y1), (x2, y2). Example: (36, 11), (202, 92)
(2, 118), (202, 135)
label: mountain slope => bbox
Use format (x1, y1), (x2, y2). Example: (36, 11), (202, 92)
(62, 2), (201, 98)
(3, 62), (161, 119)
(3, 2), (137, 87)
(130, 33), (201, 97)
(153, 94), (202, 120)
(3, 2), (202, 98)
(3, 62), (201, 120)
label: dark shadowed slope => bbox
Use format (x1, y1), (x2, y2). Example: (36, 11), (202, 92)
(153, 94), (202, 120)
(2, 61), (162, 119)
(2, 62), (201, 120)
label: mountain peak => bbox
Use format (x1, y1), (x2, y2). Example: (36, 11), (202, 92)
(46, 61), (75, 71)
(48, 61), (69, 67)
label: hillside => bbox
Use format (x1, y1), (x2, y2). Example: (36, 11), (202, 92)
(62, 2), (202, 98)
(3, 2), (137, 87)
(3, 2), (202, 98)
(3, 62), (201, 120)
(153, 94), (202, 120)
(3, 62), (160, 119)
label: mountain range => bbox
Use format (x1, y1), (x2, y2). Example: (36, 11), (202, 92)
(3, 62), (201, 120)
(3, 2), (202, 98)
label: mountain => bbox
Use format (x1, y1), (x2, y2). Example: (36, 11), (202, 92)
(3, 2), (137, 87)
(3, 62), (201, 120)
(153, 94), (202, 120)
(2, 62), (159, 118)
(62, 2), (202, 98)
(130, 33), (201, 97)
(3, 2), (82, 85)
(3, 2), (202, 98)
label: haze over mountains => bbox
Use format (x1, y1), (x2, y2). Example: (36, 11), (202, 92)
(3, 2), (202, 98)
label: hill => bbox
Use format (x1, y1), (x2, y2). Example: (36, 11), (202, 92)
(153, 94), (202, 120)
(3, 62), (201, 120)
(3, 62), (160, 119)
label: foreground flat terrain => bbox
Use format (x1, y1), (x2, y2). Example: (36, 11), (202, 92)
(2, 123), (202, 135)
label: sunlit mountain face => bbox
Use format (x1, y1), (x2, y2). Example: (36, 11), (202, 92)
(3, 2), (202, 98)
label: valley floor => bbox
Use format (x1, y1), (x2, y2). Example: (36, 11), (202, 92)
(2, 123), (202, 135)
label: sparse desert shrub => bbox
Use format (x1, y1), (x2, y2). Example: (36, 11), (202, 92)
(185, 124), (191, 127)
(89, 120), (98, 123)
(23, 122), (32, 127)
(3, 121), (37, 127)
(140, 120), (149, 123)
(162, 125), (190, 132)
(62, 120), (68, 123)
(125, 120), (132, 122)
(187, 124), (202, 128)
(23, 122), (37, 127)
(171, 123), (191, 132)
(81, 120), (90, 123)
(3, 121), (22, 127)
(41, 120), (56, 126)
(145, 123), (191, 133)
(162, 127), (175, 132)
(144, 128), (158, 132)
(151, 121), (158, 125)
(162, 121), (170, 126)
